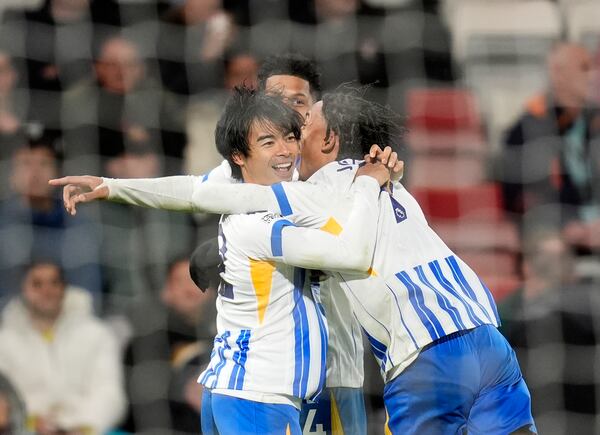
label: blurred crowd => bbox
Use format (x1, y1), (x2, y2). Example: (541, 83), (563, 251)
(0, 0), (598, 433)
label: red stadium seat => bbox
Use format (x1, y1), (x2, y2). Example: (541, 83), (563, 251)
(412, 183), (504, 220)
(406, 88), (487, 154)
(406, 88), (482, 132)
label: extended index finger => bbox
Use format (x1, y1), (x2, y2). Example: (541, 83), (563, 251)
(49, 176), (89, 186)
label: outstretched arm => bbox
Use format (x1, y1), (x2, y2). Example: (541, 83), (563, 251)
(49, 147), (402, 216)
(49, 161), (280, 216)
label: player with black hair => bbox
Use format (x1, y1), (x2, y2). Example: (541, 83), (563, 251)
(54, 83), (537, 433)
(258, 53), (321, 118)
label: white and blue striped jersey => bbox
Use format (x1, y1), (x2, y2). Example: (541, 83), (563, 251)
(199, 213), (328, 403)
(103, 162), (367, 389)
(103, 161), (498, 382)
(267, 160), (501, 381)
(196, 176), (381, 402)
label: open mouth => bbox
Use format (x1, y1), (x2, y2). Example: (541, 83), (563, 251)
(272, 162), (293, 172)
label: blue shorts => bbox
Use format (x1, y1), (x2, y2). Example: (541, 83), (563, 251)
(201, 389), (302, 435)
(300, 387), (366, 434)
(384, 325), (537, 435)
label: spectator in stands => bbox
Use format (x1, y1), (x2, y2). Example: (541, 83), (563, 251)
(1, 0), (120, 129)
(157, 0), (236, 95)
(62, 34), (187, 177)
(0, 260), (126, 434)
(121, 252), (217, 434)
(63, 36), (195, 313)
(500, 229), (600, 434)
(500, 43), (600, 249)
(0, 50), (27, 200)
(0, 135), (102, 306)
(0, 51), (24, 144)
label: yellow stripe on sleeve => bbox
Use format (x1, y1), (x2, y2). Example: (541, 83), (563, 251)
(249, 258), (275, 324)
(320, 217), (343, 235)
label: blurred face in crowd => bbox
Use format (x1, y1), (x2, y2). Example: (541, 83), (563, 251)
(265, 75), (314, 118)
(527, 234), (574, 287)
(299, 101), (338, 181)
(51, 0), (90, 23)
(315, 0), (359, 20)
(233, 119), (299, 185)
(182, 0), (221, 25)
(22, 263), (66, 322)
(10, 146), (57, 202)
(96, 38), (145, 95)
(548, 43), (594, 109)
(224, 54), (259, 90)
(0, 53), (16, 97)
(161, 260), (213, 324)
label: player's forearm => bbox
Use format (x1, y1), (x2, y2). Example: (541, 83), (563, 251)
(104, 176), (280, 214)
(282, 176), (380, 272)
(104, 175), (202, 211)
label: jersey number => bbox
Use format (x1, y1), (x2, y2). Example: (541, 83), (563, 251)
(302, 409), (326, 435)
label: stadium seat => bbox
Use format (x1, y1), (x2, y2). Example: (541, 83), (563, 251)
(566, 1), (600, 52)
(448, 1), (561, 155)
(405, 87), (485, 154)
(404, 87), (490, 188)
(411, 183), (504, 220)
(449, 0), (562, 64)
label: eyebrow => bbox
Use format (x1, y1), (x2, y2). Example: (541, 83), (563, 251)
(256, 134), (275, 142)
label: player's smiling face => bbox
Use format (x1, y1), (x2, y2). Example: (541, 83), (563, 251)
(233, 119), (300, 186)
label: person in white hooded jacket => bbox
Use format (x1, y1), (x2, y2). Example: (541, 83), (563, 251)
(0, 261), (126, 435)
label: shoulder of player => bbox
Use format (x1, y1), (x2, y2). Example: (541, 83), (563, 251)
(312, 160), (360, 189)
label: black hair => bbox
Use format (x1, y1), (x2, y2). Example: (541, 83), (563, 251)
(321, 87), (406, 160)
(21, 259), (66, 287)
(11, 127), (62, 161)
(215, 85), (303, 180)
(257, 53), (322, 101)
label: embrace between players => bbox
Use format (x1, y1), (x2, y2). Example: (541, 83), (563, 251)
(51, 54), (537, 435)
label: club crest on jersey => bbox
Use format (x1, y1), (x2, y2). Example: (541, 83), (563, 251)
(390, 196), (407, 223)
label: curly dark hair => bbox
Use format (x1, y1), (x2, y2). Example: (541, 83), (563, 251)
(257, 53), (322, 101)
(321, 87), (406, 161)
(215, 85), (304, 180)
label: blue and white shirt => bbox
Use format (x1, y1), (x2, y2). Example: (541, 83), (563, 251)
(195, 176), (380, 404)
(267, 160), (501, 381)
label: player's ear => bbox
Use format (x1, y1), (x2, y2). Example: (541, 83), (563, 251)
(322, 131), (339, 155)
(232, 152), (245, 168)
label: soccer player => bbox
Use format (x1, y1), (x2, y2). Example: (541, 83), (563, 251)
(121, 86), (388, 434)
(52, 91), (535, 433)
(200, 88), (391, 434)
(258, 53), (369, 435)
